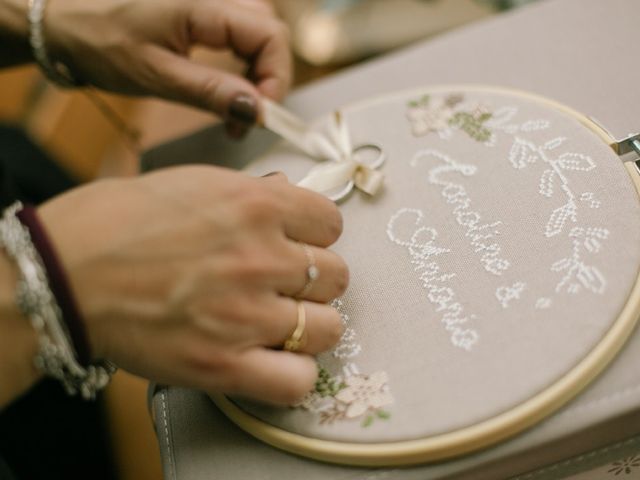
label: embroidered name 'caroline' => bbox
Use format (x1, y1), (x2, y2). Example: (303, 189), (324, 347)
(412, 149), (510, 276)
(387, 208), (479, 350)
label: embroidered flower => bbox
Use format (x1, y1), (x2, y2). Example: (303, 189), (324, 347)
(334, 371), (393, 419)
(448, 107), (493, 143)
(296, 368), (393, 427)
(407, 94), (459, 137)
(407, 94), (495, 143)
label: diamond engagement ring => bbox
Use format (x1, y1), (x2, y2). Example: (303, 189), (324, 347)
(296, 243), (319, 298)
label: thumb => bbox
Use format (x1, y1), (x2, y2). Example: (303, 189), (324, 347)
(143, 45), (262, 125)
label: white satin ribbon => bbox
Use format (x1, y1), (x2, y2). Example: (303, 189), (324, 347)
(262, 99), (385, 201)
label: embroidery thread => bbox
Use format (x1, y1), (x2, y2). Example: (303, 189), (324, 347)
(296, 368), (393, 427)
(412, 149), (511, 276)
(506, 134), (609, 296)
(387, 208), (480, 350)
(295, 300), (393, 427)
(496, 282), (526, 309)
(406, 93), (549, 146)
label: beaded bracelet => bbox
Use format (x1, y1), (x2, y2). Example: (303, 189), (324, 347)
(0, 202), (114, 399)
(27, 0), (78, 87)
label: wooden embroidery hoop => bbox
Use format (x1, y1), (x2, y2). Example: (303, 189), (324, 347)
(210, 85), (640, 467)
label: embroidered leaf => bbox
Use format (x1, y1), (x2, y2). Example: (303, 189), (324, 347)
(551, 258), (572, 272)
(577, 265), (606, 294)
(408, 100), (419, 108)
(478, 112), (492, 122)
(545, 202), (576, 237)
(589, 227), (609, 239)
(557, 152), (595, 171)
(583, 237), (602, 253)
(521, 120), (550, 131)
(567, 283), (580, 294)
(449, 112), (492, 143)
(375, 410), (391, 420)
(362, 415), (375, 428)
(509, 138), (539, 169)
(486, 106), (516, 127)
(539, 169), (556, 197)
(444, 94), (463, 107)
(544, 137), (566, 150)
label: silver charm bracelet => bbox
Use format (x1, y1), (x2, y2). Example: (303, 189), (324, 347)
(0, 203), (114, 399)
(28, 0), (78, 87)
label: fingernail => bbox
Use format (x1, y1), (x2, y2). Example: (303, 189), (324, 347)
(225, 119), (250, 140)
(229, 94), (257, 127)
(262, 171), (280, 177)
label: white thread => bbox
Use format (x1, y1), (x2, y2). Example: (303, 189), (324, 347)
(331, 300), (363, 360)
(412, 149), (511, 276)
(543, 137), (566, 150)
(520, 119), (551, 132)
(343, 362), (360, 377)
(508, 136), (597, 239)
(388, 208), (479, 350)
(535, 297), (551, 309)
(580, 192), (601, 209)
(551, 227), (609, 294)
(506, 129), (609, 299)
(496, 282), (526, 308)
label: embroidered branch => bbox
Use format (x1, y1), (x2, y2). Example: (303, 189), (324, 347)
(507, 134), (609, 295)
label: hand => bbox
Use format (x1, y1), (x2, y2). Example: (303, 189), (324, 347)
(46, 0), (292, 135)
(37, 167), (348, 405)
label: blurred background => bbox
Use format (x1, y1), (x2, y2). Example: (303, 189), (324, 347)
(0, 0), (537, 479)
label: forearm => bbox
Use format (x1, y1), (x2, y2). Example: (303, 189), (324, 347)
(0, 0), (33, 67)
(0, 252), (41, 410)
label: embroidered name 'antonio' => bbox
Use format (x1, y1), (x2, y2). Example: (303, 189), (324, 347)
(387, 208), (479, 350)
(411, 149), (510, 276)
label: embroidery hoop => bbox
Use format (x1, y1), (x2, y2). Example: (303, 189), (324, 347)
(211, 85), (640, 466)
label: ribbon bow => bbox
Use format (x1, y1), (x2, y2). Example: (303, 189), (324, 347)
(296, 113), (385, 201)
(262, 101), (385, 202)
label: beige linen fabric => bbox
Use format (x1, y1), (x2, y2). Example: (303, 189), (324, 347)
(146, 0), (640, 477)
(234, 87), (640, 444)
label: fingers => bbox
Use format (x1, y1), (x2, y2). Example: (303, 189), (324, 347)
(261, 299), (343, 355)
(227, 348), (317, 405)
(186, 0), (292, 105)
(262, 180), (344, 247)
(276, 242), (349, 302)
(141, 45), (259, 120)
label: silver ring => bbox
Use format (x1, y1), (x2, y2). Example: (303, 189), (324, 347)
(296, 243), (319, 298)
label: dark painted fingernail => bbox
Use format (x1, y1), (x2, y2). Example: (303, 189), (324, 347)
(225, 119), (250, 140)
(262, 171), (280, 177)
(228, 94), (257, 126)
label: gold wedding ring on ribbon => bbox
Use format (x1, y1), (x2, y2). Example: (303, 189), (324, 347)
(284, 301), (306, 352)
(296, 243), (319, 298)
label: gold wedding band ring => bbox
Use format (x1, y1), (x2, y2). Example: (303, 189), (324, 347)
(284, 301), (306, 352)
(296, 243), (319, 298)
